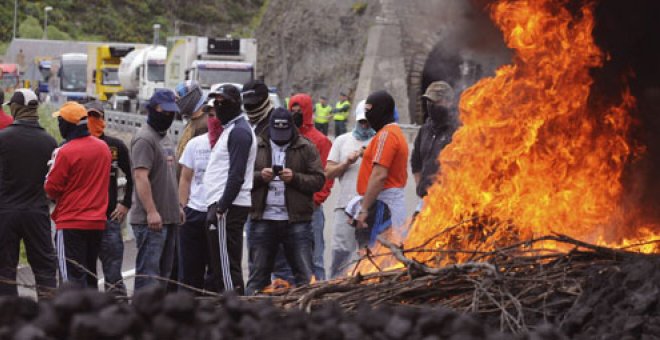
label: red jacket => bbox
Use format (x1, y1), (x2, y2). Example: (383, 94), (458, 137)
(0, 110), (13, 130)
(45, 136), (111, 230)
(289, 94), (334, 205)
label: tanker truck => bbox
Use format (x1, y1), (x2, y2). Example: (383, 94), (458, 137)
(116, 45), (166, 112)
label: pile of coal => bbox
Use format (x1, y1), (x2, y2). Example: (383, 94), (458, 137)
(0, 285), (566, 340)
(561, 256), (660, 340)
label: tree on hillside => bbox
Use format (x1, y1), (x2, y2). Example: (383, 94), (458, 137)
(18, 16), (43, 39)
(47, 26), (72, 40)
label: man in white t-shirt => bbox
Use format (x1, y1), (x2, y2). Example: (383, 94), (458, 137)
(324, 100), (376, 278)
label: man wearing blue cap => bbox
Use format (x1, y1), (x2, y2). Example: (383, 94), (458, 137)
(130, 89), (185, 291)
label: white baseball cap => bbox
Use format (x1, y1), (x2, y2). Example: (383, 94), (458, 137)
(355, 99), (367, 122)
(4, 88), (38, 106)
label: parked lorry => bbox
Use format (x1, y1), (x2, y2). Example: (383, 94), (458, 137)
(90, 45), (134, 101)
(165, 36), (257, 93)
(0, 64), (21, 92)
(116, 45), (166, 111)
(51, 53), (89, 105)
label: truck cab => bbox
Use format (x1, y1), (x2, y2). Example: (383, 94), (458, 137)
(166, 36), (257, 91)
(189, 60), (254, 95)
(0, 64), (20, 92)
(93, 45), (134, 101)
(52, 53), (89, 105)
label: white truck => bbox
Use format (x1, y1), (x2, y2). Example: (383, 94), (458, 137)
(50, 53), (89, 106)
(165, 36), (257, 94)
(116, 45), (167, 112)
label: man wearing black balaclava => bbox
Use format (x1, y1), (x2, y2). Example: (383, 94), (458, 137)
(130, 89), (185, 291)
(203, 84), (257, 295)
(354, 90), (409, 238)
(411, 81), (459, 214)
(0, 89), (57, 298)
(242, 80), (274, 138)
(245, 108), (325, 295)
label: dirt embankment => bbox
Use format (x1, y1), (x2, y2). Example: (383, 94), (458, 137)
(255, 0), (379, 102)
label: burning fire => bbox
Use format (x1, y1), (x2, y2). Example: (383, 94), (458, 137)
(362, 0), (658, 272)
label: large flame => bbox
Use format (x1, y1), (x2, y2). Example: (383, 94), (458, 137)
(367, 0), (658, 271)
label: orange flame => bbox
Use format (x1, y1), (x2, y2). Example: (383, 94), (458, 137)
(358, 0), (658, 273)
(260, 278), (292, 294)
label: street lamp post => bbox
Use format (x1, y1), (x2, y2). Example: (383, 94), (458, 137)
(43, 6), (53, 40)
(12, 0), (17, 40)
(153, 24), (161, 46)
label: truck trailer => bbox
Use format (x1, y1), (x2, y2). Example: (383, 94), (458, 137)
(165, 36), (257, 93)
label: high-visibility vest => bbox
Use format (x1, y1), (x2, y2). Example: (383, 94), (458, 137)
(314, 103), (333, 124)
(334, 100), (351, 121)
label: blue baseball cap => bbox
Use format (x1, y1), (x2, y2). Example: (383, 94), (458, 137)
(149, 89), (180, 113)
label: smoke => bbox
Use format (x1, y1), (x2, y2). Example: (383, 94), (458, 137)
(590, 0), (660, 230)
(421, 0), (511, 110)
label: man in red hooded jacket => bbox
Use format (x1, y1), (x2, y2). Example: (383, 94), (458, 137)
(283, 93), (334, 280)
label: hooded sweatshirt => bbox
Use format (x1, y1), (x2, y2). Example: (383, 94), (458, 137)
(289, 94), (334, 206)
(45, 120), (112, 230)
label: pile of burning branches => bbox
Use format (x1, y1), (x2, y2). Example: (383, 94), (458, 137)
(249, 234), (660, 336)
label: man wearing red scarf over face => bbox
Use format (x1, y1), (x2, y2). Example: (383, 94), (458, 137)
(177, 102), (223, 292)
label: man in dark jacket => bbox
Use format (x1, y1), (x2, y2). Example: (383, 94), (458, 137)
(411, 81), (458, 211)
(246, 108), (325, 295)
(0, 89), (57, 298)
(86, 101), (133, 295)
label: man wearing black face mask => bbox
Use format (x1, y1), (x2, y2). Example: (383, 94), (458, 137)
(411, 81), (458, 212)
(246, 108), (325, 295)
(354, 90), (409, 235)
(130, 89), (185, 291)
(203, 84), (257, 294)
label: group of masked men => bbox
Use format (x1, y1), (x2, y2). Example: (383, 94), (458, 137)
(0, 78), (457, 297)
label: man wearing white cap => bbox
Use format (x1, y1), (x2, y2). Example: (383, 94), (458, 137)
(324, 100), (376, 278)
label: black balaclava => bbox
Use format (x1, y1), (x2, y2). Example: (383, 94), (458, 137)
(58, 117), (90, 142)
(365, 90), (396, 132)
(292, 112), (303, 128)
(427, 100), (451, 128)
(215, 98), (242, 125)
(147, 105), (175, 135)
(10, 103), (39, 121)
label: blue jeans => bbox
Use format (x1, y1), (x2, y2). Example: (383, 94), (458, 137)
(272, 206), (326, 281)
(178, 207), (210, 293)
(246, 220), (313, 296)
(132, 224), (176, 291)
(99, 220), (126, 295)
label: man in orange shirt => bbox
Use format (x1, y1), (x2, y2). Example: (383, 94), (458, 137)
(355, 91), (409, 235)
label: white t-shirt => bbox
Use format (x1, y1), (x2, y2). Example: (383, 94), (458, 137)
(179, 134), (211, 212)
(263, 141), (289, 220)
(327, 133), (372, 209)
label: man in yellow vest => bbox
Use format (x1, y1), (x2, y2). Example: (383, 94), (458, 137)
(332, 92), (351, 136)
(314, 96), (332, 135)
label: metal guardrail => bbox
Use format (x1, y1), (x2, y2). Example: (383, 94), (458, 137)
(105, 110), (186, 144)
(106, 110), (421, 145)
